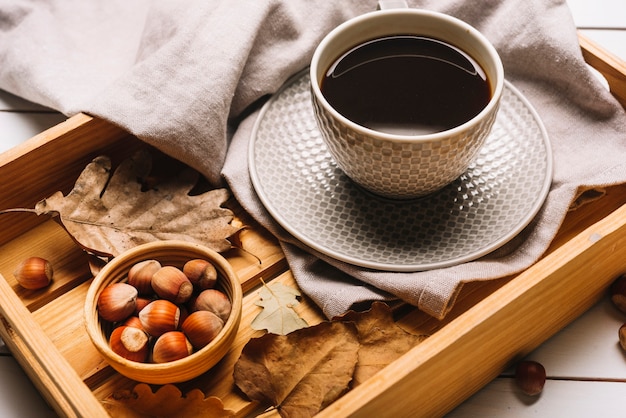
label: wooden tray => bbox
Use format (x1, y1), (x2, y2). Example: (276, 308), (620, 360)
(1, 32), (625, 417)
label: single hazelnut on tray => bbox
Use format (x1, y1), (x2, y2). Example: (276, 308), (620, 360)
(515, 360), (546, 396)
(13, 256), (53, 290)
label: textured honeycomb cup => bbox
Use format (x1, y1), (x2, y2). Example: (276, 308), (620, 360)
(310, 8), (504, 199)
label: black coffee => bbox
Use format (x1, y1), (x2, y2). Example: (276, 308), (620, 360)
(321, 35), (491, 135)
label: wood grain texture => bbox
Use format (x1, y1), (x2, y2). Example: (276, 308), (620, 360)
(319, 202), (626, 417)
(0, 35), (625, 417)
(0, 275), (109, 417)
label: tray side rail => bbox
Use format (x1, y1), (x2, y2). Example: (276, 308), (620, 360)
(0, 114), (141, 247)
(319, 202), (626, 417)
(579, 31), (626, 109)
(315, 32), (626, 417)
(0, 273), (109, 417)
(0, 32), (624, 418)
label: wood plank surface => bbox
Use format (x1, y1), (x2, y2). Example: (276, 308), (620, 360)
(0, 30), (625, 418)
(0, 274), (109, 417)
(319, 203), (626, 417)
(1, 127), (626, 416)
(0, 114), (141, 246)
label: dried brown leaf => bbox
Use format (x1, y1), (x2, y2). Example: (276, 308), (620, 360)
(34, 150), (240, 257)
(335, 301), (428, 386)
(251, 281), (308, 335)
(103, 383), (234, 417)
(234, 321), (359, 418)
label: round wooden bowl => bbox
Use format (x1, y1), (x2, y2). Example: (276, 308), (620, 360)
(84, 240), (242, 384)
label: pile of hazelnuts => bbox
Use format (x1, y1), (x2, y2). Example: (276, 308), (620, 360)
(96, 258), (231, 364)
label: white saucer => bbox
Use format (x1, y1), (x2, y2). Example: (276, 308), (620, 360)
(249, 70), (553, 272)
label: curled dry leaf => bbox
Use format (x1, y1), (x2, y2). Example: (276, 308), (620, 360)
(234, 321), (359, 418)
(87, 254), (108, 277)
(251, 281), (308, 335)
(234, 302), (428, 417)
(33, 149), (240, 258)
(335, 301), (429, 387)
(103, 383), (234, 417)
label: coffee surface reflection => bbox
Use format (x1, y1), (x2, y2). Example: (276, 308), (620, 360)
(321, 35), (491, 135)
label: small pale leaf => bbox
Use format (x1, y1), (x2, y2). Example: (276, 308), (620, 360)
(251, 282), (308, 335)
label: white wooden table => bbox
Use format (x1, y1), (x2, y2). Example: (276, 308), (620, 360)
(0, 1), (625, 416)
(449, 1), (626, 415)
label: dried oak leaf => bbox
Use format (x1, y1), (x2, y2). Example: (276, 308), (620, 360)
(33, 150), (240, 258)
(103, 383), (234, 417)
(234, 321), (359, 418)
(335, 301), (429, 387)
(251, 281), (308, 335)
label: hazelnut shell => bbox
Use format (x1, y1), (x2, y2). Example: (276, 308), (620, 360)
(515, 360), (546, 396)
(109, 325), (149, 363)
(152, 266), (194, 304)
(610, 274), (626, 314)
(13, 257), (53, 290)
(183, 259), (218, 290)
(192, 289), (232, 323)
(152, 331), (193, 363)
(128, 259), (161, 295)
(97, 282), (138, 322)
(138, 299), (180, 337)
(181, 310), (224, 349)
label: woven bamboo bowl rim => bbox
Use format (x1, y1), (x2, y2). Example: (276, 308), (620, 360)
(84, 240), (243, 384)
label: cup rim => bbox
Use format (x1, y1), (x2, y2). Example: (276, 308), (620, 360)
(310, 8), (505, 143)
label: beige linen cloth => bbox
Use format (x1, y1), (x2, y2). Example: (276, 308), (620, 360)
(2, 0), (625, 319)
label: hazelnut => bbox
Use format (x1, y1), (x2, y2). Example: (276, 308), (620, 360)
(192, 289), (232, 323)
(619, 323), (626, 351)
(610, 274), (626, 314)
(178, 305), (190, 330)
(183, 259), (217, 290)
(152, 331), (193, 363)
(134, 296), (153, 315)
(109, 325), (149, 363)
(151, 266), (194, 304)
(13, 257), (53, 290)
(122, 316), (145, 331)
(128, 259), (161, 295)
(181, 310), (224, 349)
(515, 360), (546, 396)
(97, 282), (138, 322)
(138, 299), (180, 337)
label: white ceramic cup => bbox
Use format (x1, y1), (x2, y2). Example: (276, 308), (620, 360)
(310, 6), (504, 199)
